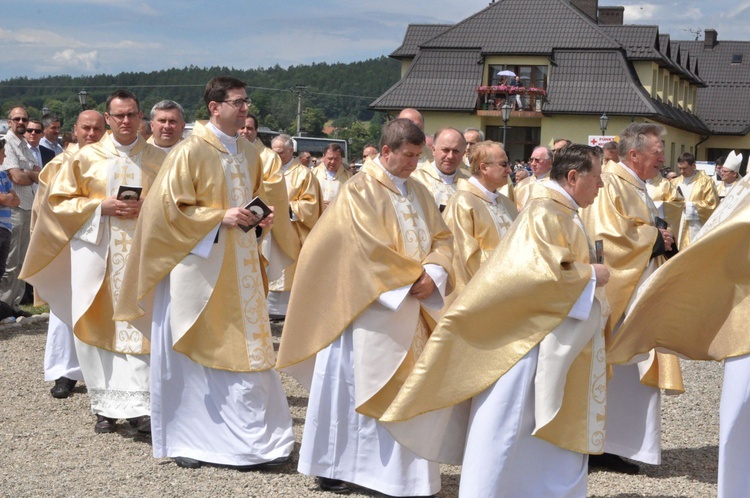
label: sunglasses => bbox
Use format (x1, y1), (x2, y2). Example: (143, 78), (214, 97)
(11, 117), (29, 123)
(26, 129), (43, 134)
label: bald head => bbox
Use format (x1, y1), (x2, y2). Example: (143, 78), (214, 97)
(397, 108), (424, 131)
(74, 110), (106, 146)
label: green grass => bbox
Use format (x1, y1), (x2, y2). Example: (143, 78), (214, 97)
(20, 303), (49, 315)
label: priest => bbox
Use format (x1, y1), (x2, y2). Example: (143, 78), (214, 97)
(411, 127), (468, 212)
(442, 140), (517, 295)
(21, 90), (164, 434)
(114, 77), (295, 470)
(277, 118), (453, 496)
(312, 142), (352, 209)
(382, 144), (610, 496)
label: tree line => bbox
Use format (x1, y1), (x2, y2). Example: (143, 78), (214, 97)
(0, 57), (400, 155)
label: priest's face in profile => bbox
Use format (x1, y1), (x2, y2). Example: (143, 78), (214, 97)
(382, 142), (423, 179)
(570, 160), (603, 208)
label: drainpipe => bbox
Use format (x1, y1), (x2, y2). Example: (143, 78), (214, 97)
(694, 134), (710, 160)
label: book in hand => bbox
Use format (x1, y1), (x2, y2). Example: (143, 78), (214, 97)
(117, 185), (142, 201)
(238, 196), (272, 233)
(594, 239), (604, 264)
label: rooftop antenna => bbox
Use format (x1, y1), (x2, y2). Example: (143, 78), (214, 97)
(683, 28), (702, 41)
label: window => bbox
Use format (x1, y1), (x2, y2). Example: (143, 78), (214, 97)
(488, 65), (548, 89)
(731, 54), (743, 64)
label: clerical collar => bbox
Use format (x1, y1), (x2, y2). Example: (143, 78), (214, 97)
(618, 161), (647, 189)
(535, 171), (550, 181)
(325, 169), (336, 179)
(431, 162), (456, 184)
(206, 122), (239, 155)
(374, 157), (407, 196)
(280, 158), (294, 173)
(468, 175), (500, 204)
(546, 180), (581, 210)
(110, 134), (139, 157)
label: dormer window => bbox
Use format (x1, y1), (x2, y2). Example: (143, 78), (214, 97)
(731, 54), (743, 64)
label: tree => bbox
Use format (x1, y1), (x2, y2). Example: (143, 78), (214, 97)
(302, 107), (326, 136)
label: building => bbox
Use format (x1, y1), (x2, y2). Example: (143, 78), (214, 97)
(370, 0), (749, 172)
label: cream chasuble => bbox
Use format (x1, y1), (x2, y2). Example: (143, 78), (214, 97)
(646, 174), (685, 233)
(277, 158), (453, 418)
(410, 161), (468, 212)
(312, 164), (352, 204)
(514, 172), (550, 210)
(671, 170), (719, 250)
(115, 122), (274, 373)
(716, 180), (738, 199)
(268, 160), (322, 292)
(609, 171), (750, 364)
(580, 161), (683, 392)
(382, 185), (609, 462)
(443, 178), (517, 295)
(20, 132), (164, 354)
(252, 139), (298, 280)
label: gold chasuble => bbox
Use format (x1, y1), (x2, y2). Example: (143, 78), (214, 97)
(646, 174), (685, 232)
(410, 162), (469, 211)
(312, 164), (352, 205)
(514, 173), (549, 210)
(20, 133), (164, 354)
(580, 161), (683, 392)
(252, 139), (299, 266)
(382, 186), (609, 460)
(268, 160), (323, 292)
(671, 170), (719, 250)
(115, 122), (275, 373)
(609, 172), (750, 364)
(277, 160), (453, 418)
(443, 178), (517, 295)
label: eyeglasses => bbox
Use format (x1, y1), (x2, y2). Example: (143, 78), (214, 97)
(222, 98), (250, 109)
(10, 117), (29, 123)
(485, 161), (510, 168)
(26, 129), (43, 134)
(108, 112), (139, 121)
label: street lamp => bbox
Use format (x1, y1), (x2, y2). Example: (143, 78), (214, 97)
(78, 90), (89, 110)
(501, 103), (513, 146)
(42, 106), (50, 116)
(599, 112), (609, 135)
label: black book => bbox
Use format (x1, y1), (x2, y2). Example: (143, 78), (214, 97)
(117, 185), (142, 201)
(238, 196), (272, 233)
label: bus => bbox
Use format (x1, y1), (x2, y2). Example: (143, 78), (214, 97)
(257, 128), (348, 162)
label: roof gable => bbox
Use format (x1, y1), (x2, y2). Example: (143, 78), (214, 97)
(421, 0), (620, 53)
(391, 24), (452, 59)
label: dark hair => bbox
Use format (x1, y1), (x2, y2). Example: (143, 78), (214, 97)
(602, 141), (618, 151)
(27, 119), (43, 130)
(204, 77), (246, 111)
(323, 143), (343, 156)
(245, 113), (259, 130)
(380, 118), (425, 151)
(551, 144), (601, 181)
(0, 138), (5, 149)
(678, 152), (696, 165)
(105, 89), (140, 113)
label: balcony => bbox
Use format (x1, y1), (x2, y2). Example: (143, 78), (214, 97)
(476, 85), (546, 116)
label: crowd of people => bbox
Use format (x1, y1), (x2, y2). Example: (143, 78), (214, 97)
(4, 77), (748, 497)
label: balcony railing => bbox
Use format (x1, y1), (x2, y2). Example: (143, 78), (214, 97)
(476, 86), (546, 112)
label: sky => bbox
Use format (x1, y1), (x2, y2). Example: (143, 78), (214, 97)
(1, 0), (749, 82)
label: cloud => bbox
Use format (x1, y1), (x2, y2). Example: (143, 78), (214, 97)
(51, 49), (100, 72)
(621, 3), (659, 21)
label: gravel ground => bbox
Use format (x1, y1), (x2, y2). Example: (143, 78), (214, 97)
(0, 317), (721, 497)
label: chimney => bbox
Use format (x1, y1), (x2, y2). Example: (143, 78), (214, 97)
(598, 6), (624, 25)
(705, 29), (718, 49)
(570, 0), (598, 21)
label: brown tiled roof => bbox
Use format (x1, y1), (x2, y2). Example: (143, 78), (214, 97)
(391, 24), (452, 59)
(421, 0), (621, 53)
(544, 50), (708, 133)
(674, 39), (750, 134)
(370, 49), (483, 111)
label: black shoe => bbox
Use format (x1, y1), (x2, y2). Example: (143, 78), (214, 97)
(589, 453), (640, 474)
(234, 455), (291, 472)
(94, 415), (116, 434)
(317, 477), (351, 494)
(128, 415), (151, 433)
(50, 377), (77, 399)
(174, 456), (202, 469)
(13, 309), (32, 318)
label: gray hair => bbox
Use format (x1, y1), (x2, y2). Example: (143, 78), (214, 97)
(41, 113), (61, 128)
(464, 127), (485, 141)
(150, 100), (185, 122)
(272, 134), (295, 152)
(532, 146), (553, 161)
(618, 123), (665, 158)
